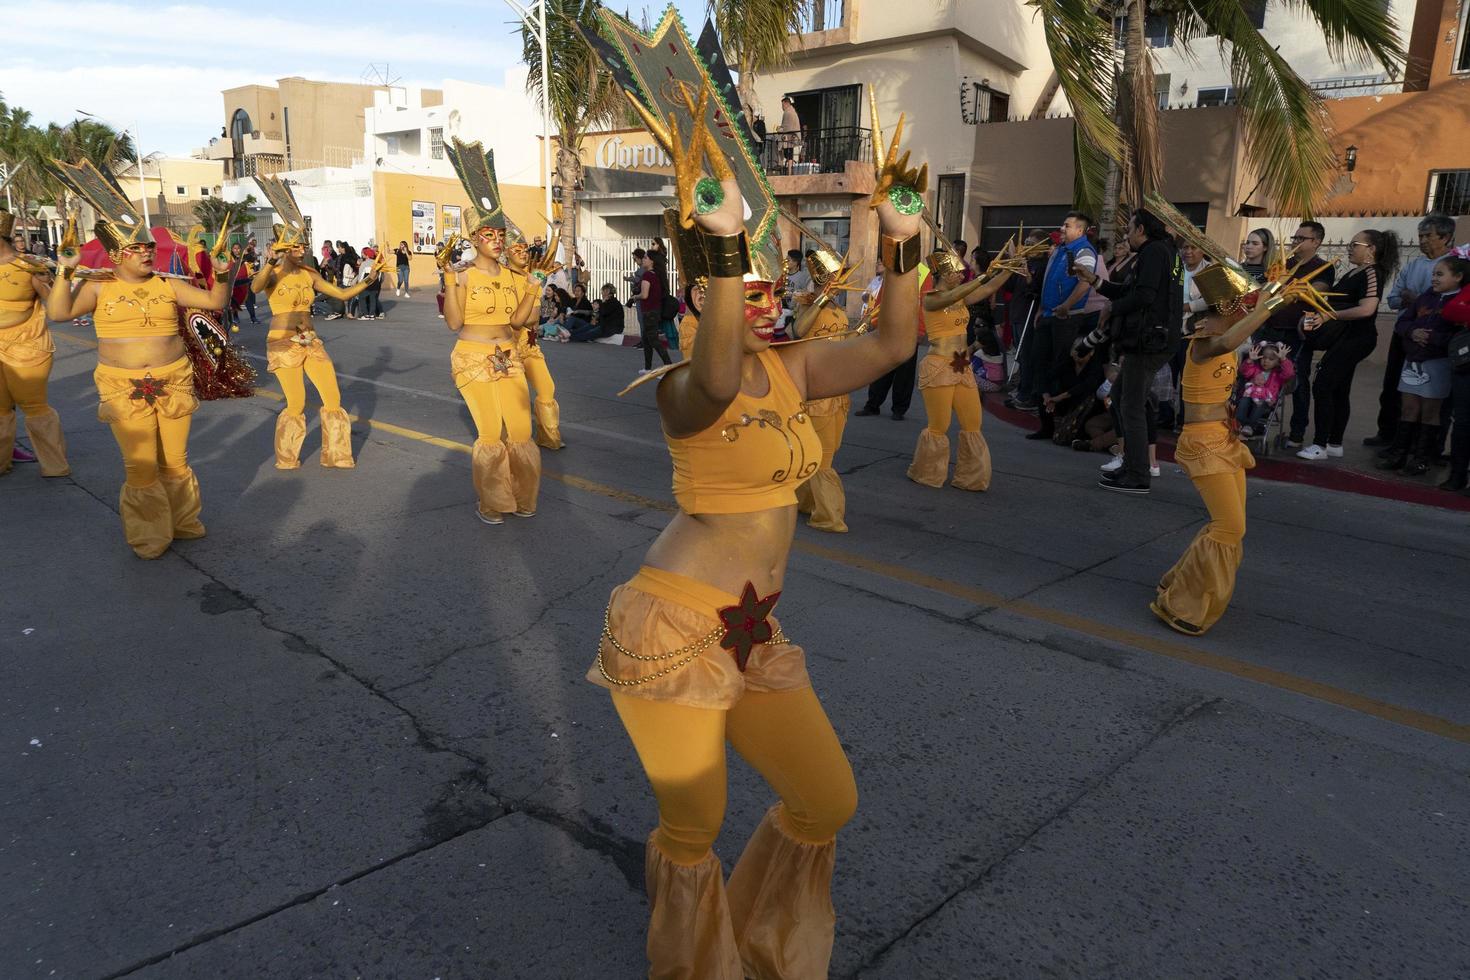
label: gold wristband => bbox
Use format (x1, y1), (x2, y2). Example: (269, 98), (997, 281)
(880, 233), (921, 276)
(62, 266), (76, 281)
(1260, 292), (1286, 312)
(698, 229), (751, 278)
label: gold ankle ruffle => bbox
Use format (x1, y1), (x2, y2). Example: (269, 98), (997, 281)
(644, 836), (743, 980)
(952, 430), (992, 491)
(506, 438), (541, 514)
(160, 466), (206, 539)
(728, 804), (839, 980)
(533, 398), (564, 450)
(119, 482), (173, 559)
(319, 408), (355, 468)
(471, 438), (516, 518)
(1155, 525), (1242, 634)
(907, 429), (949, 488)
(24, 406), (69, 476)
(274, 412), (307, 469)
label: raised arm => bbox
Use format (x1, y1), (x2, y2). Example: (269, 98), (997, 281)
(308, 267), (373, 302)
(251, 255), (280, 294)
(511, 242), (560, 329)
(922, 268), (1011, 312)
(1194, 280), (1333, 359)
(45, 250), (98, 320)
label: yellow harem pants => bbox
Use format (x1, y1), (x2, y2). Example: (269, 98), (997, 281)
(595, 567), (856, 980)
(452, 340), (541, 518)
(94, 356), (205, 559)
(1154, 420), (1251, 634)
(267, 336), (354, 469)
(909, 357), (991, 491)
(0, 352), (69, 477)
(521, 347), (564, 450)
(794, 397), (848, 533)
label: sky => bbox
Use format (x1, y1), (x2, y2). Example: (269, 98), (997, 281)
(2, 0), (711, 159)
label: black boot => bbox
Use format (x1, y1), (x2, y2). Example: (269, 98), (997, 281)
(1363, 429), (1393, 448)
(1375, 422), (1415, 471)
(1406, 425), (1438, 476)
(1440, 469), (1468, 491)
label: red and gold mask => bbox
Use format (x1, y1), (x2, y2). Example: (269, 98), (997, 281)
(744, 279), (782, 343)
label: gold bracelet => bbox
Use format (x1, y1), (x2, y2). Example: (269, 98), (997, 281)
(1260, 292), (1286, 312)
(881, 233), (921, 276)
(62, 266), (76, 281)
(698, 229), (751, 278)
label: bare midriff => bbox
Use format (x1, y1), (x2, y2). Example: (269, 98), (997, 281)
(643, 506), (797, 599)
(97, 336), (186, 370)
(459, 324), (517, 346)
(267, 311), (315, 341)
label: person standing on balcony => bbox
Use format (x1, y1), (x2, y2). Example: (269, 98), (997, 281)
(779, 94), (802, 175)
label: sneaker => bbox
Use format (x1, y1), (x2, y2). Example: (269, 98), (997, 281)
(1325, 443), (1344, 458)
(477, 511), (504, 525)
(325, 313), (343, 321)
(1239, 425), (1254, 437)
(855, 407), (880, 417)
(1296, 444), (1328, 460)
(637, 368), (652, 376)
(1008, 397), (1038, 411)
(1150, 465), (1161, 478)
(891, 412), (905, 421)
(512, 510), (536, 518)
(1098, 476), (1150, 494)
(437, 313), (445, 318)
(11, 446), (37, 463)
(1285, 435), (1303, 449)
(1100, 455), (1123, 474)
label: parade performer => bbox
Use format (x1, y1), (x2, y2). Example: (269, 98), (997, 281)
(442, 138), (553, 524)
(907, 240), (1021, 491)
(251, 176), (381, 470)
(1141, 216), (1336, 635)
(176, 223), (256, 400)
(0, 208), (68, 478)
(788, 235), (861, 532)
(502, 214), (566, 450)
(581, 12), (924, 977)
(668, 207), (706, 358)
(45, 159), (241, 558)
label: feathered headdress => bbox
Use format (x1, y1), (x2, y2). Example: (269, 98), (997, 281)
(254, 175), (308, 252)
(580, 7), (783, 282)
(48, 158), (154, 252)
(445, 138), (506, 233)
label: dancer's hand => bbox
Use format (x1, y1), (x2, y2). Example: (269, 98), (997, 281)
(868, 91), (924, 241)
(657, 82), (740, 237)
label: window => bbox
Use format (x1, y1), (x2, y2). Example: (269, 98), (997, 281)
(961, 81), (1010, 124)
(1114, 11), (1173, 48)
(1196, 87), (1235, 107)
(200, 187), (211, 197)
(1154, 73), (1171, 109)
(1458, 1), (1470, 73)
(799, 217), (850, 258)
(1427, 170), (1470, 215)
(175, 185), (187, 196)
(385, 135), (400, 155)
(936, 175), (966, 246)
(430, 128), (445, 160)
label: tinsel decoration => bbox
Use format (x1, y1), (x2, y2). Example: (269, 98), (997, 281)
(177, 308), (257, 399)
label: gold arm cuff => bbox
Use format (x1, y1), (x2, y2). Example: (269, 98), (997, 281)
(1260, 292), (1286, 312)
(697, 230), (751, 278)
(62, 266), (76, 281)
(881, 234), (922, 276)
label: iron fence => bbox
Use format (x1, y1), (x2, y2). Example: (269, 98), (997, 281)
(795, 0), (844, 33)
(759, 127), (871, 178)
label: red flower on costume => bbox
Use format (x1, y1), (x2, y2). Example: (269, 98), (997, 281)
(717, 582), (782, 672)
(129, 373), (165, 405)
(949, 351), (970, 375)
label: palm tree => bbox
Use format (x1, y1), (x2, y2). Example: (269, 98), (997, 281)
(713, 0), (811, 120)
(519, 0), (626, 257)
(1030, 0), (1404, 228)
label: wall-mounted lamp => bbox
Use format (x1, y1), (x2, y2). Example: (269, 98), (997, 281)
(1345, 144), (1358, 173)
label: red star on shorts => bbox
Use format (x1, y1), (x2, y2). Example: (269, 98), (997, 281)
(717, 582), (782, 672)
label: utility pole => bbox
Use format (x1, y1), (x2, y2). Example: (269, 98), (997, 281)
(502, 0), (556, 257)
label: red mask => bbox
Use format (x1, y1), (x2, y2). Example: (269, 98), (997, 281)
(743, 280), (781, 329)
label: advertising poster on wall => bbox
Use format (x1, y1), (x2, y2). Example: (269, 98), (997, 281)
(411, 201), (437, 253)
(442, 204), (462, 241)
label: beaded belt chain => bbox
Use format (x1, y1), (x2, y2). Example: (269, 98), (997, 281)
(596, 582), (788, 687)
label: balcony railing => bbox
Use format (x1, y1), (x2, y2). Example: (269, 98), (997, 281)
(795, 0), (845, 33)
(760, 127), (871, 178)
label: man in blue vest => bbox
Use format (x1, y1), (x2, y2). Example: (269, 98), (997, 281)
(1026, 212), (1100, 429)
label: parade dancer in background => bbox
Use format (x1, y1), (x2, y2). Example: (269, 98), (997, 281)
(45, 159), (242, 558)
(0, 208), (68, 478)
(581, 12), (926, 976)
(503, 215), (566, 450)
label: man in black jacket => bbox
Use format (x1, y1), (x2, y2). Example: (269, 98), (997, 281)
(1072, 208), (1182, 494)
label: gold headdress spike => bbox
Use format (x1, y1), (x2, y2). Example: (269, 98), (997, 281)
(921, 210), (965, 280)
(777, 208), (849, 288)
(580, 7), (782, 283)
(48, 157), (154, 253)
(445, 138), (505, 234)
(1143, 192), (1233, 268)
(664, 207), (709, 290)
(1143, 191), (1261, 315)
(255, 175), (308, 252)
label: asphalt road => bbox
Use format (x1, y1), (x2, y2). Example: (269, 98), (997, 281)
(4, 292), (1468, 980)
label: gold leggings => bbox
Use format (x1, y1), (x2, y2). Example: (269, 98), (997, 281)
(1156, 467), (1246, 633)
(276, 357), (342, 413)
(523, 353), (555, 406)
(921, 382), (982, 433)
(0, 355), (69, 476)
(461, 377), (533, 443)
(522, 352), (564, 450)
(110, 411), (193, 487)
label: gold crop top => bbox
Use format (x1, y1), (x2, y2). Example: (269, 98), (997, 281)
(270, 268), (316, 313)
(0, 259), (40, 313)
(667, 348), (823, 515)
(463, 267), (529, 329)
(94, 276), (179, 339)
(923, 298), (968, 341)
(1182, 339), (1238, 406)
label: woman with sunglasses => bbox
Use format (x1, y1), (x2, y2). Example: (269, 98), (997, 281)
(46, 159), (241, 558)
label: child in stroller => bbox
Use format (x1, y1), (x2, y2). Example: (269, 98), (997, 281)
(1236, 341), (1296, 452)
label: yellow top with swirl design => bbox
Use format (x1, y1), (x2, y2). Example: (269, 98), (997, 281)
(922, 298), (969, 341)
(1182, 339), (1238, 407)
(95, 276), (179, 339)
(666, 347), (822, 515)
(463, 266), (529, 329)
(268, 268), (316, 314)
(0, 259), (41, 314)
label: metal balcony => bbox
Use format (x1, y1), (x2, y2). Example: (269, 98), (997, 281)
(759, 127), (871, 178)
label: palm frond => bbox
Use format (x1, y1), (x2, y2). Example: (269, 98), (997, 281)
(715, 0), (807, 77)
(1186, 0), (1335, 217)
(1281, 0), (1403, 76)
(1028, 0), (1123, 209)
(1119, 0), (1162, 206)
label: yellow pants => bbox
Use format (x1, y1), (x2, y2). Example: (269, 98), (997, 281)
(522, 352), (564, 450)
(0, 355), (69, 476)
(273, 356), (353, 469)
(108, 407), (204, 559)
(612, 687), (856, 980)
(460, 374), (540, 517)
(795, 410), (848, 532)
(910, 381), (992, 491)
(1155, 467), (1247, 634)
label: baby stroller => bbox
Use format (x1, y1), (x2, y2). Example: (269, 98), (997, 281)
(1235, 372), (1297, 459)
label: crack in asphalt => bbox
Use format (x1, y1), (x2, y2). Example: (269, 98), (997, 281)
(844, 696), (1220, 979)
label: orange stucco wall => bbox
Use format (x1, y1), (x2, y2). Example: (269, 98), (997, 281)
(1323, 82), (1470, 215)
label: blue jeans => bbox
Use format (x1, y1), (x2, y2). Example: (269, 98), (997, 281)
(1236, 397), (1273, 429)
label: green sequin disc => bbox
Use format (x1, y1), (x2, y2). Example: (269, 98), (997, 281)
(695, 178), (725, 215)
(888, 185), (923, 215)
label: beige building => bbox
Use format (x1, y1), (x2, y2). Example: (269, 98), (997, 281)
(109, 155), (226, 234)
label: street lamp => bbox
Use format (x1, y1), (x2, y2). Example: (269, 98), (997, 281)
(76, 110), (151, 227)
(1344, 144), (1358, 174)
(501, 0), (556, 252)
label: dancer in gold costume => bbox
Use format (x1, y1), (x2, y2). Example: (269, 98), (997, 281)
(581, 11), (926, 976)
(251, 176), (382, 469)
(501, 216), (566, 450)
(442, 138), (555, 523)
(45, 159), (241, 558)
(0, 209), (68, 477)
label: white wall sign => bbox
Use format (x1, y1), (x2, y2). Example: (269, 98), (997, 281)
(593, 136), (672, 171)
